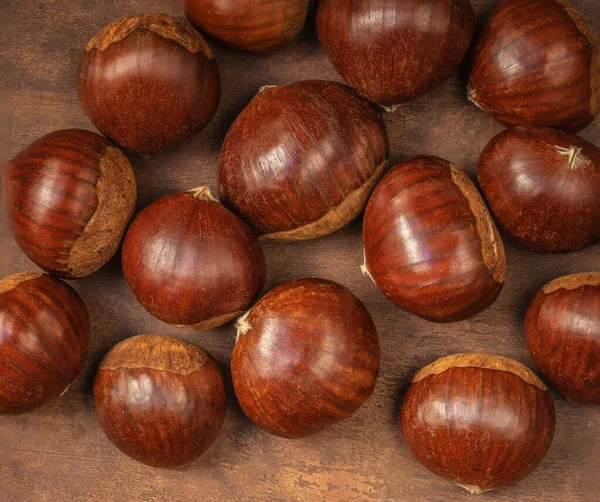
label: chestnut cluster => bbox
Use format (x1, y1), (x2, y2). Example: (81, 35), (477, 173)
(1, 0), (599, 496)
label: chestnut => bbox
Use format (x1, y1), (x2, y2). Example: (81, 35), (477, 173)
(362, 156), (506, 323)
(122, 187), (266, 329)
(317, 0), (474, 107)
(231, 278), (380, 438)
(526, 272), (600, 405)
(182, 0), (310, 53)
(468, 0), (599, 132)
(77, 14), (220, 156)
(94, 334), (226, 468)
(2, 129), (136, 278)
(219, 81), (389, 241)
(478, 127), (600, 253)
(401, 353), (556, 494)
(0, 273), (90, 414)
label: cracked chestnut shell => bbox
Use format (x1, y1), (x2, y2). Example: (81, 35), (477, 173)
(94, 335), (226, 468)
(401, 354), (556, 494)
(0, 273), (90, 414)
(2, 129), (136, 278)
(468, 0), (599, 132)
(526, 272), (600, 405)
(317, 0), (474, 107)
(362, 156), (506, 322)
(78, 14), (220, 156)
(182, 0), (309, 53)
(231, 278), (380, 438)
(121, 187), (266, 329)
(219, 80), (389, 241)
(478, 126), (600, 253)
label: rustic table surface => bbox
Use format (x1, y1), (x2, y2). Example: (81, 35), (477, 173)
(1, 1), (599, 501)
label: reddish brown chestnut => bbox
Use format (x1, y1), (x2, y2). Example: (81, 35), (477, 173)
(401, 353), (556, 494)
(94, 335), (226, 468)
(182, 0), (309, 53)
(2, 129), (136, 278)
(478, 127), (600, 253)
(469, 0), (599, 132)
(0, 273), (90, 414)
(219, 81), (389, 241)
(122, 187), (266, 329)
(231, 279), (380, 438)
(362, 156), (506, 322)
(317, 0), (474, 107)
(77, 14), (220, 156)
(526, 272), (600, 405)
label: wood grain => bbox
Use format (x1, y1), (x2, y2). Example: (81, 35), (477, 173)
(1, 1), (599, 501)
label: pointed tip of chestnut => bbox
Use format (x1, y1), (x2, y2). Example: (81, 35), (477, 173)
(188, 186), (216, 201)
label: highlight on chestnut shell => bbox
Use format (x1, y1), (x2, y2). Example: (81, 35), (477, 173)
(526, 272), (600, 405)
(121, 187), (266, 329)
(362, 156), (506, 322)
(182, 0), (310, 53)
(478, 126), (600, 253)
(218, 80), (389, 241)
(231, 278), (380, 438)
(317, 0), (474, 107)
(2, 129), (137, 278)
(94, 334), (226, 468)
(401, 353), (556, 494)
(468, 0), (599, 132)
(0, 273), (90, 414)
(77, 13), (220, 156)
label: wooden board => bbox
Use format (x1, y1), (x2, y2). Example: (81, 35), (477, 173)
(1, 1), (599, 500)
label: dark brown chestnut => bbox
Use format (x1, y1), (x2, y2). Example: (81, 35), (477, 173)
(0, 273), (90, 414)
(122, 187), (266, 329)
(401, 353), (556, 494)
(468, 0), (599, 132)
(77, 14), (220, 156)
(182, 0), (309, 53)
(526, 272), (600, 405)
(317, 0), (474, 107)
(231, 279), (380, 438)
(362, 156), (506, 323)
(478, 126), (600, 253)
(219, 80), (389, 241)
(2, 129), (136, 278)
(94, 334), (226, 468)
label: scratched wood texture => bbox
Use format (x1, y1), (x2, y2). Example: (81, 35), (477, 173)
(1, 1), (599, 501)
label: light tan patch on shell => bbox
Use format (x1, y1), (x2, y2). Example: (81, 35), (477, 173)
(413, 353), (547, 391)
(260, 160), (387, 242)
(235, 311), (253, 341)
(171, 310), (244, 331)
(283, 0), (310, 40)
(556, 0), (599, 115)
(0, 272), (44, 295)
(85, 13), (214, 58)
(542, 271), (600, 294)
(99, 334), (208, 375)
(67, 147), (136, 278)
(449, 164), (506, 283)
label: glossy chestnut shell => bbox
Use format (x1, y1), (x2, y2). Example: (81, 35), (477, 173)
(317, 0), (474, 107)
(77, 14), (220, 156)
(401, 353), (556, 494)
(2, 129), (136, 278)
(362, 156), (506, 322)
(94, 334), (226, 468)
(526, 272), (600, 405)
(182, 0), (310, 53)
(122, 187), (266, 329)
(478, 126), (600, 253)
(231, 278), (380, 438)
(219, 80), (389, 241)
(0, 273), (90, 414)
(469, 0), (599, 132)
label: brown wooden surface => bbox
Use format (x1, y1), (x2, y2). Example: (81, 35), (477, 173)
(0, 1), (599, 500)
